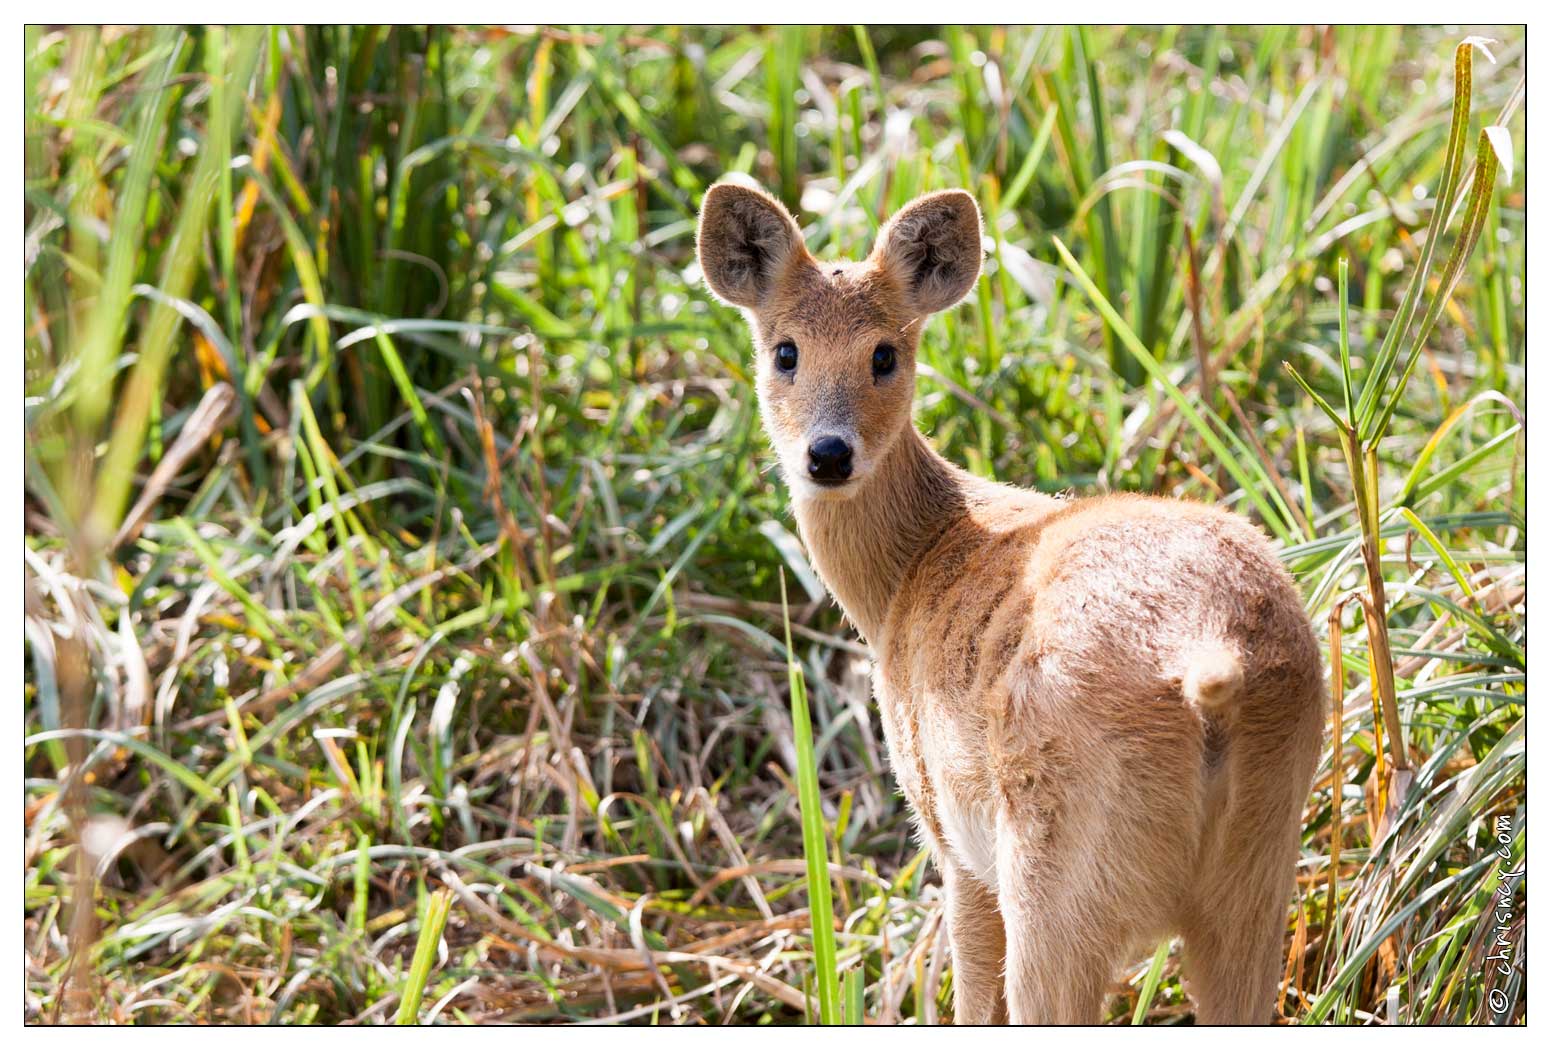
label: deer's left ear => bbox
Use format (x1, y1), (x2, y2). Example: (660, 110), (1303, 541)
(870, 190), (983, 315)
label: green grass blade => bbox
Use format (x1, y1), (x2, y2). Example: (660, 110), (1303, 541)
(395, 887), (454, 1024)
(1130, 939), (1172, 1024)
(1052, 236), (1289, 532)
(1368, 130), (1503, 441)
(1354, 38), (1486, 432)
(780, 571), (840, 1025)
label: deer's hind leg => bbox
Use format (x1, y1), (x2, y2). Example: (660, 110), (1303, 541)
(1182, 695), (1321, 1024)
(1180, 813), (1297, 1024)
(994, 820), (1120, 1025)
(1180, 869), (1288, 1023)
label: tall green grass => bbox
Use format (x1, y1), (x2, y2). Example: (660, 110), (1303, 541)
(781, 572), (841, 1024)
(24, 26), (1523, 1024)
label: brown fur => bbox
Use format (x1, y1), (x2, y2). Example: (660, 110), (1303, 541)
(698, 179), (1324, 1025)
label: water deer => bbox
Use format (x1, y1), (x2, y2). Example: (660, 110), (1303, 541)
(696, 177), (1323, 1025)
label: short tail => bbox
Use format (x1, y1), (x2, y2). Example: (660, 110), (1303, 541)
(1182, 641), (1245, 711)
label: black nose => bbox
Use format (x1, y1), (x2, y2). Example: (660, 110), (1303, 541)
(807, 436), (853, 484)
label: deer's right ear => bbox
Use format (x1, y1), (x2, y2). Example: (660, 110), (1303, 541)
(697, 180), (806, 308)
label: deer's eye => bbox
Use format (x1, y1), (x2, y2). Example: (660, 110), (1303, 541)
(872, 343), (897, 378)
(775, 341), (799, 373)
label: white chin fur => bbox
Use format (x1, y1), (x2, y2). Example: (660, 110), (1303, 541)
(787, 473), (865, 503)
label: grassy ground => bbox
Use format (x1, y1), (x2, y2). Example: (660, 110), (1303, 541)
(24, 25), (1524, 1024)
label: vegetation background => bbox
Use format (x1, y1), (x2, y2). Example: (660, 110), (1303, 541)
(24, 25), (1524, 1024)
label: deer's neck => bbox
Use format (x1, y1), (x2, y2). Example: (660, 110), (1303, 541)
(792, 427), (975, 644)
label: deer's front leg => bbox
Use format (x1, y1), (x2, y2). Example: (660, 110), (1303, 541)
(943, 860), (1008, 1024)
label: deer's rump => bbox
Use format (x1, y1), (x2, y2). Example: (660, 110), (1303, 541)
(874, 490), (1323, 941)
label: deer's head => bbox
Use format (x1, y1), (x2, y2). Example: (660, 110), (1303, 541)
(697, 178), (982, 502)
